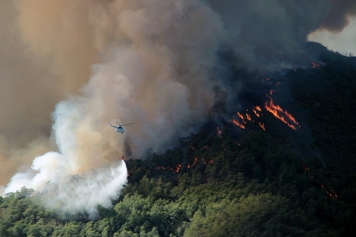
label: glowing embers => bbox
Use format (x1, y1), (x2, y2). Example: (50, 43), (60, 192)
(202, 158), (213, 165)
(231, 107), (263, 130)
(155, 164), (181, 173)
(231, 100), (300, 131)
(245, 113), (252, 121)
(310, 174), (339, 199)
(217, 127), (222, 136)
(252, 109), (260, 117)
(311, 62), (326, 69)
(154, 146), (214, 173)
(312, 62), (320, 68)
(237, 112), (245, 121)
(187, 157), (198, 168)
(231, 111), (254, 129)
(258, 122), (265, 130)
(231, 118), (246, 129)
(231, 73), (304, 131)
(264, 97), (301, 130)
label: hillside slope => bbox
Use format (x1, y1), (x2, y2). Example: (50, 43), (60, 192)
(1, 47), (356, 237)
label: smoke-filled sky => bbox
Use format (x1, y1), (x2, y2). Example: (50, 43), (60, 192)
(308, 0), (356, 55)
(1, 0), (355, 215)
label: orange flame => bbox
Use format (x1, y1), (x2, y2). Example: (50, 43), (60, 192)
(231, 119), (245, 129)
(284, 110), (300, 126)
(187, 157), (198, 168)
(311, 62), (320, 68)
(262, 77), (271, 83)
(328, 190), (338, 198)
(259, 122), (265, 130)
(255, 106), (262, 111)
(311, 175), (338, 198)
(252, 109), (260, 117)
(246, 113), (252, 121)
(155, 164), (182, 173)
(174, 164), (182, 173)
(202, 158), (213, 165)
(264, 98), (300, 130)
(217, 127), (222, 136)
(237, 112), (244, 120)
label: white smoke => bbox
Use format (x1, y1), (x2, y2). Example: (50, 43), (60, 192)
(5, 151), (127, 218)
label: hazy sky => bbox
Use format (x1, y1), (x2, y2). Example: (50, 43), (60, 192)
(309, 17), (356, 55)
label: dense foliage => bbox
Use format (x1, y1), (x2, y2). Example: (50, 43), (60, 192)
(1, 50), (355, 236)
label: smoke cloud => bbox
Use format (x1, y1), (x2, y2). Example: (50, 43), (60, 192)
(206, 0), (331, 70)
(320, 0), (356, 32)
(308, 0), (356, 55)
(2, 0), (225, 216)
(6, 153), (127, 218)
(0, 0), (60, 188)
(0, 0), (352, 216)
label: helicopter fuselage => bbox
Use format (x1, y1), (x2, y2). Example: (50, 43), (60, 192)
(115, 126), (125, 134)
(109, 122), (134, 134)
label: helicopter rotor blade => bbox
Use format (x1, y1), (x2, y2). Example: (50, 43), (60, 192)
(120, 123), (135, 126)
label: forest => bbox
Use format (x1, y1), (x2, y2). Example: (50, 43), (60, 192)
(1, 48), (356, 236)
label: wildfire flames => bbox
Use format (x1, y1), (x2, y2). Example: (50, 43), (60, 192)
(231, 73), (302, 131)
(311, 62), (326, 69)
(217, 127), (222, 136)
(202, 158), (213, 165)
(264, 97), (301, 130)
(187, 157), (198, 169)
(302, 165), (338, 199)
(155, 164), (181, 173)
(312, 62), (320, 68)
(259, 122), (265, 130)
(231, 105), (265, 131)
(246, 113), (252, 121)
(252, 109), (260, 117)
(237, 112), (245, 121)
(230, 92), (301, 131)
(231, 119), (246, 129)
(153, 145), (214, 173)
(310, 174), (338, 199)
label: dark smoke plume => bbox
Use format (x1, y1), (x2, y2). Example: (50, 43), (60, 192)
(320, 0), (356, 32)
(207, 0), (331, 70)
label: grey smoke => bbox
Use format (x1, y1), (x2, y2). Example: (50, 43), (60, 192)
(207, 0), (331, 70)
(320, 0), (356, 32)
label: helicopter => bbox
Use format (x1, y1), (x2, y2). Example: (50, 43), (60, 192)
(108, 121), (135, 134)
